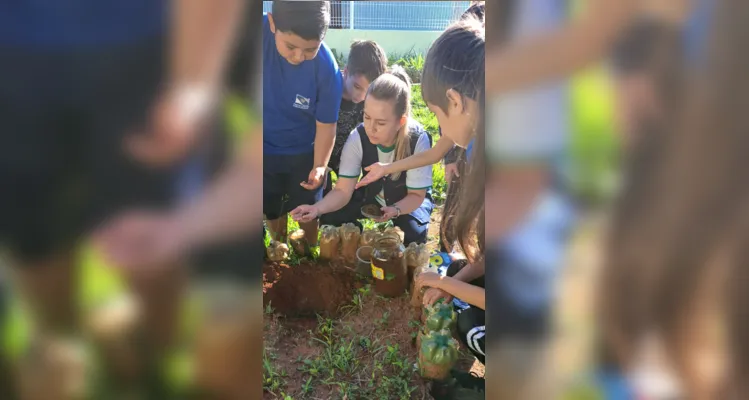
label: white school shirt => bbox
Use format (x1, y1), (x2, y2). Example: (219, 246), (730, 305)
(338, 121), (433, 206)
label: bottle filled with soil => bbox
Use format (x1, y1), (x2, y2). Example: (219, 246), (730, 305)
(319, 225), (341, 261)
(417, 329), (460, 380)
(339, 223), (361, 264)
(382, 226), (405, 244)
(359, 229), (379, 260)
(371, 237), (407, 297)
(267, 240), (289, 262)
(405, 243), (430, 288)
(289, 230), (310, 257)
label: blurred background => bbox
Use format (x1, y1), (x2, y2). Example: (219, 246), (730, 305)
(484, 0), (749, 399)
(0, 0), (263, 398)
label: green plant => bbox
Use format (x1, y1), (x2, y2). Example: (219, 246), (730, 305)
(411, 84), (439, 135)
(350, 285), (370, 312)
(301, 376), (314, 394)
(408, 319), (421, 339)
(378, 311), (391, 327)
(359, 218), (394, 232)
(263, 350), (288, 394)
(431, 160), (447, 204)
(390, 51), (424, 83)
(331, 48), (346, 69)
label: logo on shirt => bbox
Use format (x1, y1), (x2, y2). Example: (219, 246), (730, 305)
(293, 94), (310, 110)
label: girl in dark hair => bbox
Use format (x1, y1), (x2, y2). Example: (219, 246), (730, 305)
(407, 19), (487, 396)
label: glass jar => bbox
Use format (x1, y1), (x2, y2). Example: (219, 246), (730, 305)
(371, 237), (407, 297)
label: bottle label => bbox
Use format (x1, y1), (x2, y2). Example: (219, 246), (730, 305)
(371, 264), (385, 280)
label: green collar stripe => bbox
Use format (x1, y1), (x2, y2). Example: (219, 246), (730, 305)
(377, 144), (396, 153)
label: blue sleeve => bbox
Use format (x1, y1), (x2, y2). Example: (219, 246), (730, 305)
(315, 44), (343, 124)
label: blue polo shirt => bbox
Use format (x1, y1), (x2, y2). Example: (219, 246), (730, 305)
(0, 1), (166, 48)
(263, 14), (343, 156)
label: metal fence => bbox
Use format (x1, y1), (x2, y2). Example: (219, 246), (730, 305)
(263, 1), (471, 31)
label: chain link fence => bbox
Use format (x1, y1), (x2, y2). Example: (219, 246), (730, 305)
(263, 1), (471, 31)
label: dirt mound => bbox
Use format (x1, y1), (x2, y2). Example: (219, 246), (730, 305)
(263, 261), (359, 317)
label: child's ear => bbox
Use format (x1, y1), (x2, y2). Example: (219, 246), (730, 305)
(400, 115), (407, 126)
(446, 89), (465, 114)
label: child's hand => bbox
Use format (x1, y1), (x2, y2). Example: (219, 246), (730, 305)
(423, 288), (453, 306)
(94, 210), (185, 272)
(290, 205), (320, 223)
(300, 167), (327, 190)
(415, 271), (444, 289)
(355, 162), (390, 189)
(127, 87), (214, 167)
(444, 163), (460, 184)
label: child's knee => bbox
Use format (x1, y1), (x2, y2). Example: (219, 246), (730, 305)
(446, 259), (469, 277)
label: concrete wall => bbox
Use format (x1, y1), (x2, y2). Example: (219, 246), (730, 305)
(324, 29), (441, 60)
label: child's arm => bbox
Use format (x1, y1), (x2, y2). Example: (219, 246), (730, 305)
(304, 48), (344, 190)
(418, 261), (485, 308)
(418, 271), (485, 310)
(451, 259), (485, 284)
(128, 0), (245, 166)
(487, 0), (639, 94)
(292, 130), (359, 222)
(355, 136), (454, 189)
(300, 121), (337, 190)
(292, 177), (356, 223)
(438, 278), (485, 310)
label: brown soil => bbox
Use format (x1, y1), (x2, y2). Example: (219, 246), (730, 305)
(361, 204), (383, 218)
(263, 261), (359, 318)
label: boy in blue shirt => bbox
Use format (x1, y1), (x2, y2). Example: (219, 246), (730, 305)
(264, 0), (343, 245)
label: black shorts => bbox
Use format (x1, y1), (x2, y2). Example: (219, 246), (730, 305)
(0, 37), (179, 264)
(263, 152), (324, 220)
